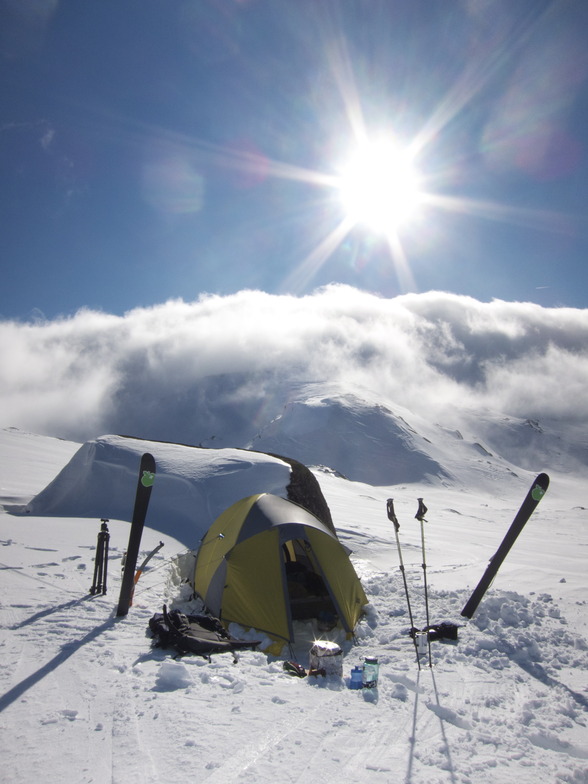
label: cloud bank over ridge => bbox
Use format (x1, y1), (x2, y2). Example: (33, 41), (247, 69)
(1, 285), (587, 445)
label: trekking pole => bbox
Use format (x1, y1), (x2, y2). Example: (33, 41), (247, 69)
(387, 499), (421, 670)
(415, 499), (432, 667)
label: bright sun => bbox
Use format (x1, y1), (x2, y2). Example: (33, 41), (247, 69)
(337, 139), (423, 234)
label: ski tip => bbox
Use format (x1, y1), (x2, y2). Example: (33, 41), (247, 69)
(532, 473), (550, 500)
(141, 452), (156, 469)
(139, 453), (156, 488)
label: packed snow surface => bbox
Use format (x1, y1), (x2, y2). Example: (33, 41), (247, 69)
(0, 424), (587, 784)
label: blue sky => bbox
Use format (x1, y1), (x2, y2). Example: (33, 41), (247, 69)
(1, 0), (587, 321)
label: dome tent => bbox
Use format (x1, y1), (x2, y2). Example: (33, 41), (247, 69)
(193, 493), (367, 649)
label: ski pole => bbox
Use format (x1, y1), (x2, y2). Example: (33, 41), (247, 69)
(415, 498), (432, 667)
(387, 499), (421, 669)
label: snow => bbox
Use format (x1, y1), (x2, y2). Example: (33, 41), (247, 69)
(1, 416), (587, 784)
(12, 433), (292, 547)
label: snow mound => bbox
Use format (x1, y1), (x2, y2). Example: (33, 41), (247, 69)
(13, 435), (292, 546)
(154, 661), (193, 691)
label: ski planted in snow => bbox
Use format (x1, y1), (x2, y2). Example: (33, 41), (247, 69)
(461, 472), (549, 619)
(116, 453), (156, 617)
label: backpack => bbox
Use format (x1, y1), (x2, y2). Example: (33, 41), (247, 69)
(149, 605), (261, 661)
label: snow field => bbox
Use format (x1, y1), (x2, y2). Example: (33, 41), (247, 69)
(0, 429), (587, 783)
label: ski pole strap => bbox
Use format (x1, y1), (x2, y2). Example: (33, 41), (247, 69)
(386, 498), (399, 530)
(415, 498), (428, 522)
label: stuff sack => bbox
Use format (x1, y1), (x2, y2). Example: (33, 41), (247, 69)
(149, 604), (261, 660)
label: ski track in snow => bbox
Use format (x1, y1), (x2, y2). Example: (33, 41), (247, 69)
(1, 430), (587, 783)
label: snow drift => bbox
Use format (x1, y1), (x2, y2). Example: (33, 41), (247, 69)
(13, 434), (293, 547)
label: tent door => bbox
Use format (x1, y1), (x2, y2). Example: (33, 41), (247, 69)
(282, 540), (337, 622)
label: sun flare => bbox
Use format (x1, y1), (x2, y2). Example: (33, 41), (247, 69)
(337, 139), (423, 234)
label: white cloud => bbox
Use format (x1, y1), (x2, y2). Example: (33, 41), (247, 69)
(1, 286), (587, 443)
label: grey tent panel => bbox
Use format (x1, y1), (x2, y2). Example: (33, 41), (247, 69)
(238, 493), (337, 542)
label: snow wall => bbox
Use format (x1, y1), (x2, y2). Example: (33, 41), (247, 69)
(16, 435), (293, 547)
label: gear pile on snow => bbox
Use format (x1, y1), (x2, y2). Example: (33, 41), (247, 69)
(149, 605), (261, 661)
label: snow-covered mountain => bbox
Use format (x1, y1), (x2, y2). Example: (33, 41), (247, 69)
(0, 387), (587, 782)
(247, 388), (450, 485)
(246, 382), (588, 489)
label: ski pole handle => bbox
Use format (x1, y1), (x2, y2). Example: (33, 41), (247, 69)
(415, 498), (428, 522)
(386, 498), (399, 529)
